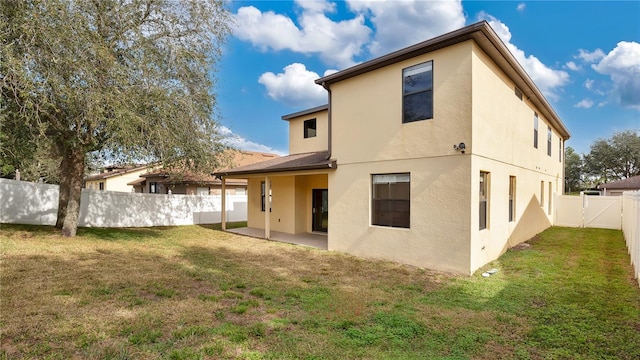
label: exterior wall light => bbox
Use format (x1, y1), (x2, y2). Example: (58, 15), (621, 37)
(453, 142), (466, 154)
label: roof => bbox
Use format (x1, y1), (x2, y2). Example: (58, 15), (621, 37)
(598, 175), (640, 190)
(214, 151), (336, 177)
(281, 104), (329, 121)
(315, 20), (570, 140)
(84, 164), (150, 181)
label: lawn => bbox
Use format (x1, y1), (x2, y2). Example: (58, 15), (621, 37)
(1, 224), (639, 359)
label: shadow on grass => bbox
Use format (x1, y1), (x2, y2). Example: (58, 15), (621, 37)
(198, 221), (247, 231)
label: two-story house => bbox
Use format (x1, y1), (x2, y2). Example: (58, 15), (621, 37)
(214, 21), (570, 275)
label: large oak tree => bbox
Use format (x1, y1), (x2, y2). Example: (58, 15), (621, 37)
(1, 0), (231, 236)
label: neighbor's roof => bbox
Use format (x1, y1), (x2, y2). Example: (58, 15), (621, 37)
(214, 151), (336, 177)
(84, 164), (150, 181)
(315, 20), (570, 140)
(598, 175), (640, 190)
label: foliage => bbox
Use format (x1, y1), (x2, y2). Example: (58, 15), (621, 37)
(583, 130), (640, 183)
(1, 224), (639, 359)
(1, 0), (232, 235)
(564, 146), (583, 192)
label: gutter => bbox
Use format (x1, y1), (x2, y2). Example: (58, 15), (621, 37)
(320, 81), (332, 160)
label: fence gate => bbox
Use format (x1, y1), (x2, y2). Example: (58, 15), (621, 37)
(555, 193), (622, 229)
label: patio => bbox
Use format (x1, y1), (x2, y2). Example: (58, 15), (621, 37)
(226, 227), (328, 250)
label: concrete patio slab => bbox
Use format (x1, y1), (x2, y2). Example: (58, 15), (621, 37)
(226, 227), (328, 250)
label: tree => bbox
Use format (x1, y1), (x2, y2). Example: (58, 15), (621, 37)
(583, 130), (640, 183)
(1, 0), (231, 236)
(564, 146), (583, 193)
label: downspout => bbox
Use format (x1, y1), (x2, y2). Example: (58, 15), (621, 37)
(321, 81), (332, 159)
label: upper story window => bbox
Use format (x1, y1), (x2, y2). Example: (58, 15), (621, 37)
(402, 61), (433, 123)
(304, 119), (317, 138)
(547, 126), (552, 156)
(533, 113), (539, 149)
(559, 138), (562, 162)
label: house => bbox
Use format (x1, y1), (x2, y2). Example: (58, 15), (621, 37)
(598, 175), (640, 196)
(84, 164), (152, 192)
(128, 150), (279, 195)
(214, 21), (571, 275)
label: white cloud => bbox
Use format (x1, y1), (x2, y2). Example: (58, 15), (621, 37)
(218, 126), (287, 156)
(584, 79), (594, 90)
(347, 0), (465, 56)
(232, 4), (370, 67)
(517, 3), (526, 13)
(574, 99), (594, 109)
(577, 48), (605, 63)
(258, 63), (329, 107)
(479, 13), (569, 99)
(591, 41), (640, 110)
(564, 61), (581, 71)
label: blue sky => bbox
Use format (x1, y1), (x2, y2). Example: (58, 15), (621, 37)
(216, 0), (640, 156)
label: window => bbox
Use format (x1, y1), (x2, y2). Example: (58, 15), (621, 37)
(479, 172), (489, 230)
(533, 113), (539, 148)
(150, 182), (159, 194)
(509, 176), (516, 222)
(540, 181), (544, 207)
(547, 126), (552, 156)
(304, 119), (316, 138)
(548, 182), (552, 215)
(99, 182), (104, 191)
(372, 173), (410, 228)
(403, 61), (433, 123)
(260, 181), (271, 212)
(559, 138), (562, 162)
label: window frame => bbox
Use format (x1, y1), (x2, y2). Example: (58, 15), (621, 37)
(533, 113), (539, 149)
(303, 118), (317, 139)
(371, 173), (411, 229)
(547, 126), (552, 157)
(260, 181), (271, 212)
(150, 182), (159, 194)
(479, 171), (490, 230)
(509, 176), (516, 222)
(402, 61), (433, 123)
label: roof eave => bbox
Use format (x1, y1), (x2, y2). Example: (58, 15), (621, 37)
(214, 160), (337, 178)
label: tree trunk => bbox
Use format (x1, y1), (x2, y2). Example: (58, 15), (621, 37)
(55, 155), (72, 229)
(61, 149), (86, 237)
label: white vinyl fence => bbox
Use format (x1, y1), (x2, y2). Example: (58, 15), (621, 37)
(622, 192), (640, 284)
(555, 192), (622, 229)
(0, 178), (246, 227)
(555, 191), (640, 285)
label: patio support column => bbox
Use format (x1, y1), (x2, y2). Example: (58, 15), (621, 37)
(221, 177), (226, 231)
(265, 176), (271, 240)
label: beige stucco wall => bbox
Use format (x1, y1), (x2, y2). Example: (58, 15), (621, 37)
(247, 174), (328, 234)
(288, 109), (329, 155)
(468, 43), (564, 274)
(327, 41), (474, 274)
(328, 156), (472, 274)
(331, 41), (473, 164)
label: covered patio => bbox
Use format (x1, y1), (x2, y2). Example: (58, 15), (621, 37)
(226, 227), (328, 250)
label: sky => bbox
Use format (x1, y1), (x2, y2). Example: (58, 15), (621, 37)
(215, 0), (640, 156)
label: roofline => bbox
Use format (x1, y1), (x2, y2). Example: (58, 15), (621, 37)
(214, 160), (336, 177)
(281, 104), (329, 121)
(315, 20), (570, 139)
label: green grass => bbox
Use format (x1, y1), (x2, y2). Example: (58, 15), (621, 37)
(1, 224), (639, 359)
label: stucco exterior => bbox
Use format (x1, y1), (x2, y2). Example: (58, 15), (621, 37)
(84, 166), (151, 193)
(216, 21), (570, 275)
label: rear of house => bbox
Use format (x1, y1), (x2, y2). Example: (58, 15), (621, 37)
(216, 21), (570, 275)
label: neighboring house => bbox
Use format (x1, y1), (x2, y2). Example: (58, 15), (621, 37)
(598, 175), (640, 196)
(84, 164), (151, 192)
(129, 150), (279, 195)
(214, 21), (570, 275)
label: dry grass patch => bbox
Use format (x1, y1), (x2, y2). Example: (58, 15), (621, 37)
(1, 224), (639, 359)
